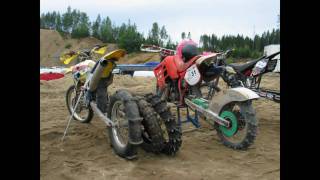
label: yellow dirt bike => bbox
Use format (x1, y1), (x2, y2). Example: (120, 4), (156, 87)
(60, 44), (108, 67)
(63, 49), (146, 159)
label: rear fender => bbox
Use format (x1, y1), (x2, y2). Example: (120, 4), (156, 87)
(195, 53), (218, 66)
(209, 87), (259, 114)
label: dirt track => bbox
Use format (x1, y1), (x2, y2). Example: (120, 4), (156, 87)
(40, 73), (280, 180)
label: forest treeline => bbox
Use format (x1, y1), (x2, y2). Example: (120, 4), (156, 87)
(40, 7), (280, 58)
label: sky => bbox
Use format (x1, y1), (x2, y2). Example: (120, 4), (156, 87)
(40, 0), (280, 44)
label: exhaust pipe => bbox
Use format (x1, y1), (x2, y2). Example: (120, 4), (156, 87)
(88, 59), (108, 92)
(116, 90), (143, 145)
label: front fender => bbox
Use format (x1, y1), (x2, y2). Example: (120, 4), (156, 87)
(209, 87), (259, 114)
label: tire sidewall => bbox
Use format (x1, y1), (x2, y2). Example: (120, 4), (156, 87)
(107, 92), (137, 159)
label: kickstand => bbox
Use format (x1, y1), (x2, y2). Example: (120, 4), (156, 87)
(61, 91), (84, 142)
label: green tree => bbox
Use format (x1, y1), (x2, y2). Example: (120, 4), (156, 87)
(118, 23), (144, 53)
(112, 23), (127, 42)
(277, 14), (280, 29)
(55, 13), (62, 32)
(112, 23), (120, 42)
(181, 32), (186, 40)
(147, 22), (160, 45)
(200, 34), (210, 51)
(71, 9), (81, 30)
(160, 25), (168, 46)
(40, 17), (44, 28)
(187, 32), (191, 39)
(71, 12), (90, 38)
(210, 34), (218, 51)
(100, 16), (114, 43)
(92, 14), (101, 39)
(40, 13), (47, 29)
(51, 12), (56, 29)
(43, 12), (56, 29)
(62, 6), (73, 33)
(165, 37), (176, 49)
(273, 28), (280, 44)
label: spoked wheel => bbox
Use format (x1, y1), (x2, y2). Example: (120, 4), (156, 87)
(66, 85), (93, 123)
(111, 101), (129, 148)
(215, 100), (258, 150)
(107, 90), (142, 159)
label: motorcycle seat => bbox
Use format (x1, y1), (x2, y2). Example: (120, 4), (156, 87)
(174, 55), (201, 73)
(229, 59), (261, 72)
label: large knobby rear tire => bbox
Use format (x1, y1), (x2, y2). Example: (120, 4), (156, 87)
(146, 94), (182, 155)
(136, 96), (165, 154)
(107, 90), (142, 160)
(66, 85), (93, 123)
(215, 101), (258, 150)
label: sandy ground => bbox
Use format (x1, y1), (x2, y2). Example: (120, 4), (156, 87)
(40, 73), (280, 180)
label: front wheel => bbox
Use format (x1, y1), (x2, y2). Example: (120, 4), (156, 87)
(66, 85), (93, 123)
(215, 101), (258, 150)
(107, 90), (142, 159)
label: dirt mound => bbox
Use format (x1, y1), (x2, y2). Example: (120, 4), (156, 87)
(119, 52), (160, 64)
(40, 29), (65, 67)
(40, 29), (118, 67)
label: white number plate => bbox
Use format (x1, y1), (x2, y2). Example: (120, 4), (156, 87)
(255, 60), (267, 69)
(184, 64), (201, 86)
(251, 60), (268, 76)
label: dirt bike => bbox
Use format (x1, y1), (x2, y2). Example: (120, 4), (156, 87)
(154, 50), (260, 150)
(63, 49), (144, 159)
(214, 50), (280, 102)
(60, 44), (108, 65)
(140, 44), (175, 61)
